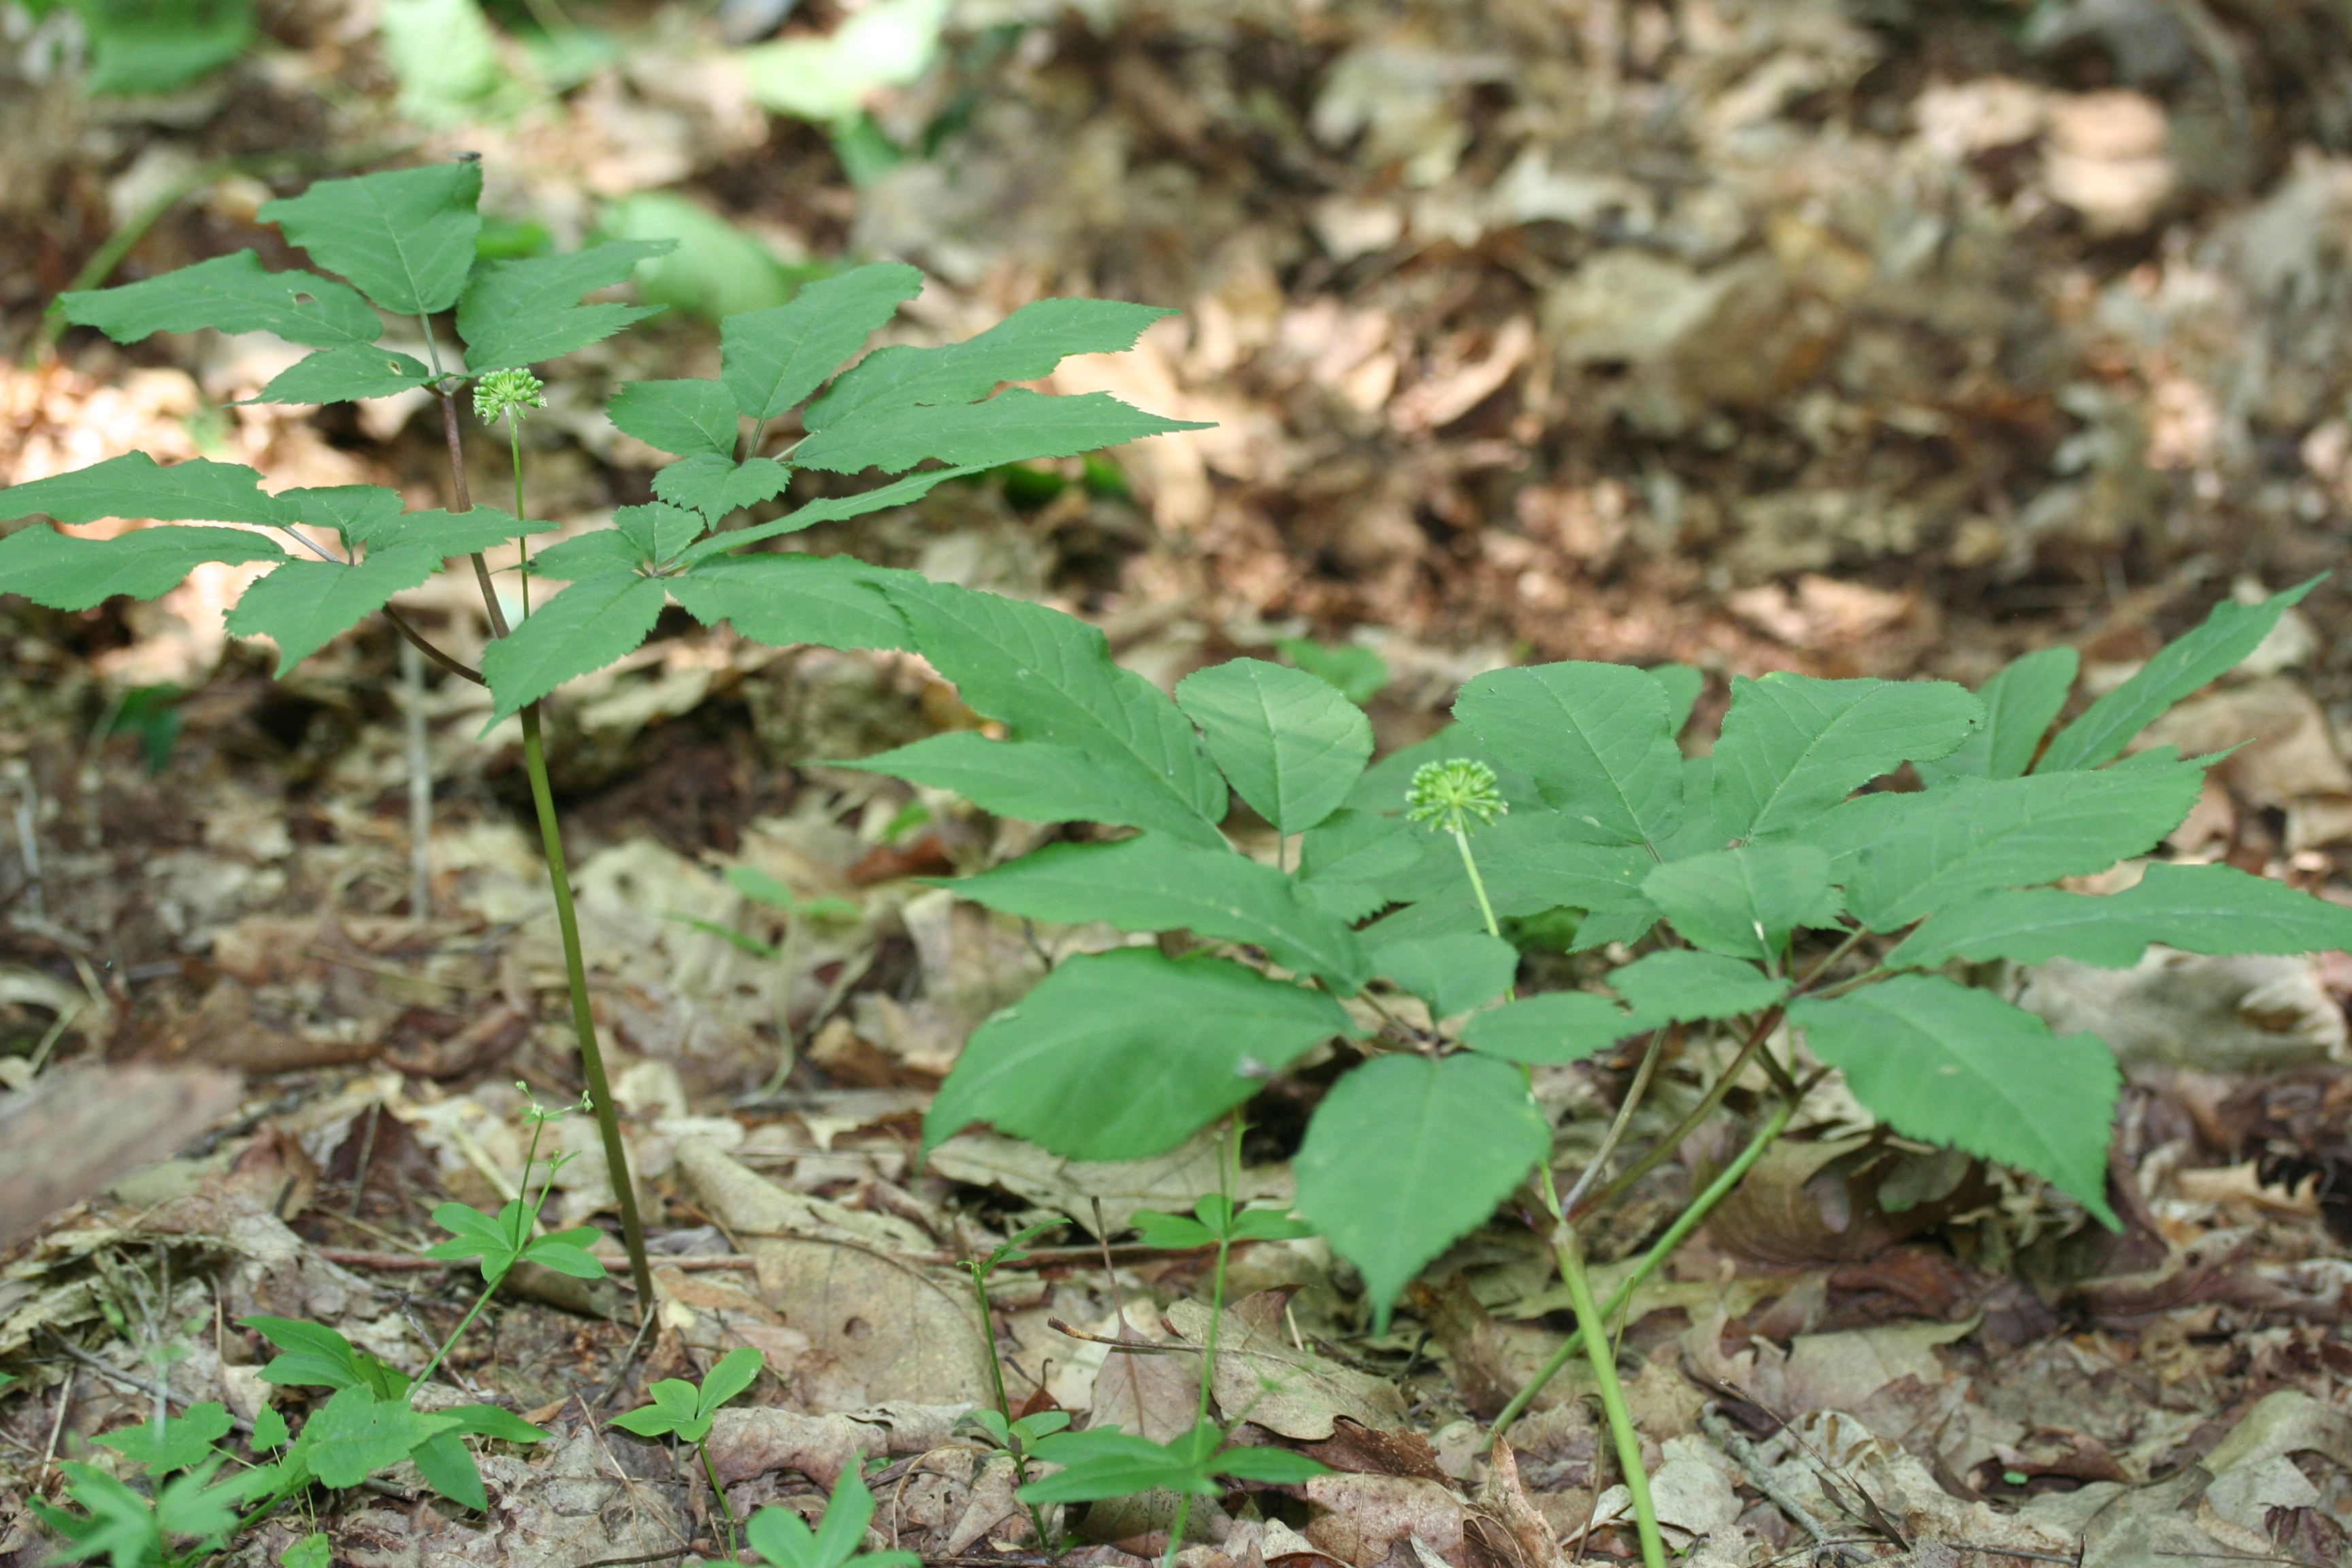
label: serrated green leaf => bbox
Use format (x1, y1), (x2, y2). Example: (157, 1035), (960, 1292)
(259, 162), (485, 316)
(1368, 932), (1518, 1017)
(1641, 843), (1842, 961)
(949, 836), (1371, 990)
(1459, 990), (1643, 1064)
(796, 387), (1211, 475)
(456, 240), (674, 374)
(282, 1531), (332, 1568)
(1294, 1053), (1548, 1330)
(675, 462), (998, 564)
(61, 250), (380, 346)
(252, 1405), (291, 1450)
(885, 581), (1227, 845)
(1845, 758), (2206, 932)
(295, 1387), (458, 1488)
(1375, 810), (1654, 927)
(408, 1428), (488, 1511)
(836, 732), (1188, 832)
(225, 546), (442, 673)
(1713, 674), (1982, 840)
(807, 296), (1176, 430)
(669, 551), (914, 651)
(1649, 663), (1703, 733)
(1, 451), (288, 527)
(1888, 860), (2352, 969)
(248, 346), (431, 406)
(1345, 723), (1543, 817)
(536, 504), (703, 579)
(607, 378), (738, 458)
(0, 522), (284, 609)
(1453, 662), (1686, 848)
(1916, 645), (2078, 786)
(274, 485), (399, 546)
(719, 261), (925, 421)
(2037, 578), (2323, 774)
(1791, 976), (2119, 1224)
(479, 574), (669, 719)
(97, 1402), (233, 1475)
(653, 454), (793, 520)
(349, 503), (546, 558)
(1607, 949), (1785, 1022)
(1175, 658), (1371, 836)
(925, 949), (1354, 1160)
(1296, 808), (1422, 921)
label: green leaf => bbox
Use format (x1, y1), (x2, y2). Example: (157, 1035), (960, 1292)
(607, 377), (738, 458)
(721, 261), (926, 421)
(344, 502), (546, 558)
(243, 1316), (390, 1393)
(1916, 645), (2078, 786)
(1213, 1446), (1330, 1484)
(838, 732), (1198, 834)
(1453, 662), (1685, 848)
(925, 949), (1355, 1160)
(747, 1503), (819, 1568)
(1375, 810), (1655, 928)
(259, 163), (485, 316)
(252, 1405), (291, 1450)
(479, 574), (670, 720)
(949, 836), (1371, 990)
(294, 1387), (459, 1488)
(2038, 578), (2322, 774)
(1297, 809), (1423, 921)
(97, 1402), (234, 1475)
(1017, 1428), (1220, 1503)
(440, 1405), (547, 1443)
(378, 0), (508, 125)
(810, 1460), (885, 1568)
(225, 547), (441, 673)
(1275, 636), (1388, 704)
(77, 0), (252, 94)
(1889, 860), (2352, 969)
(797, 387), (1210, 476)
(675, 463), (998, 564)
(34, 1462), (165, 1565)
(536, 504), (704, 578)
(698, 1346), (766, 1416)
(61, 250), (380, 346)
(1606, 949), (1786, 1022)
(670, 552), (915, 652)
(408, 1428), (489, 1510)
(653, 454), (794, 520)
(1294, 1054), (1548, 1330)
(886, 581), (1228, 845)
(248, 346), (432, 406)
(1369, 932), (1518, 1017)
(1460, 990), (1644, 1064)
(0, 523), (284, 610)
(1712, 674), (1983, 840)
(270, 486), (395, 548)
(519, 1230), (607, 1279)
(1640, 843), (1842, 961)
(807, 296), (1176, 430)
(456, 240), (674, 374)
(1, 451), (289, 527)
(282, 1531), (333, 1568)
(606, 1401), (683, 1439)
(1175, 657), (1371, 835)
(1129, 1210), (1214, 1248)
(1845, 757), (2206, 932)
(1791, 975), (2120, 1225)
(1649, 663), (1704, 734)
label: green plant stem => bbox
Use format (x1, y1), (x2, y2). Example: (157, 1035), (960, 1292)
(1449, 823), (1501, 940)
(1569, 1005), (1782, 1225)
(1160, 1119), (1241, 1568)
(698, 1436), (740, 1554)
(412, 1274), (500, 1388)
(509, 419), (531, 618)
(1554, 1224), (1664, 1568)
(1488, 1094), (1795, 1449)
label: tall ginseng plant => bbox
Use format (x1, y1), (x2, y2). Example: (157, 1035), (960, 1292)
(0, 157), (1208, 1307)
(866, 573), (2352, 1568)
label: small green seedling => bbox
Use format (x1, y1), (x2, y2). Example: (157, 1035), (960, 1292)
(609, 1345), (766, 1554)
(958, 1219), (1063, 1547)
(1128, 1194), (1315, 1251)
(745, 1465), (918, 1568)
(1017, 1419), (1327, 1505)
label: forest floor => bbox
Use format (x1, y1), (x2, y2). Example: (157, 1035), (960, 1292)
(5, 1), (2352, 1564)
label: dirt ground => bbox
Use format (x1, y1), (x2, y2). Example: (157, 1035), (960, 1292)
(6, 1), (2352, 1565)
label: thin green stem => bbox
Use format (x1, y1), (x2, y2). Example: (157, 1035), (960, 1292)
(972, 1266), (1014, 1424)
(1162, 1117), (1242, 1568)
(416, 314), (446, 380)
(509, 419), (531, 619)
(1571, 1005), (1782, 1224)
(698, 1436), (742, 1556)
(1450, 824), (1500, 939)
(412, 1276), (500, 1389)
(1556, 1226), (1664, 1568)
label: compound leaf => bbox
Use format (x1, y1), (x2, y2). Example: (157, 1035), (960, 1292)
(652, 454), (792, 520)
(1, 451), (288, 527)
(225, 546), (442, 673)
(1174, 657), (1371, 836)
(259, 161), (485, 316)
(1846, 757), (2206, 932)
(1916, 644), (2078, 786)
(2037, 578), (2322, 774)
(61, 250), (381, 347)
(1642, 842), (1842, 961)
(1460, 990), (1644, 1064)
(668, 551), (913, 651)
(1453, 662), (1684, 847)
(1889, 860), (2352, 969)
(720, 260), (924, 421)
(797, 387), (1209, 475)
(950, 836), (1371, 991)
(1713, 675), (1982, 840)
(456, 239), (674, 373)
(607, 377), (738, 459)
(886, 581), (1227, 845)
(1606, 949), (1786, 1022)
(249, 345), (433, 406)
(0, 523), (284, 609)
(1791, 975), (2119, 1225)
(926, 949), (1354, 1160)
(1368, 932), (1518, 1017)
(807, 296), (1175, 430)
(479, 574), (668, 719)
(1294, 1053), (1547, 1330)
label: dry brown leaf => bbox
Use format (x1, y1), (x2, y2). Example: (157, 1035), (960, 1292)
(1166, 1290), (1410, 1439)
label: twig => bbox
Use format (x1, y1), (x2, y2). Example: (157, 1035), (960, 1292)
(1697, 1405), (1866, 1566)
(382, 606), (485, 685)
(1045, 1318), (1200, 1354)
(596, 1310), (661, 1409)
(40, 1369), (73, 1487)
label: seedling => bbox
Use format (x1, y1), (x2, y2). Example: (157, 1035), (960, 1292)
(744, 1465), (918, 1568)
(956, 1220), (1065, 1548)
(609, 1344), (766, 1555)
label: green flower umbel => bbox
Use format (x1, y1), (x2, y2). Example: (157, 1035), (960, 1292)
(473, 367), (546, 425)
(1407, 758), (1507, 938)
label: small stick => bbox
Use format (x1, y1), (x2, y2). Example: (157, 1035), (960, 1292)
(1697, 1405), (1865, 1566)
(40, 1369), (74, 1487)
(1557, 1027), (1667, 1217)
